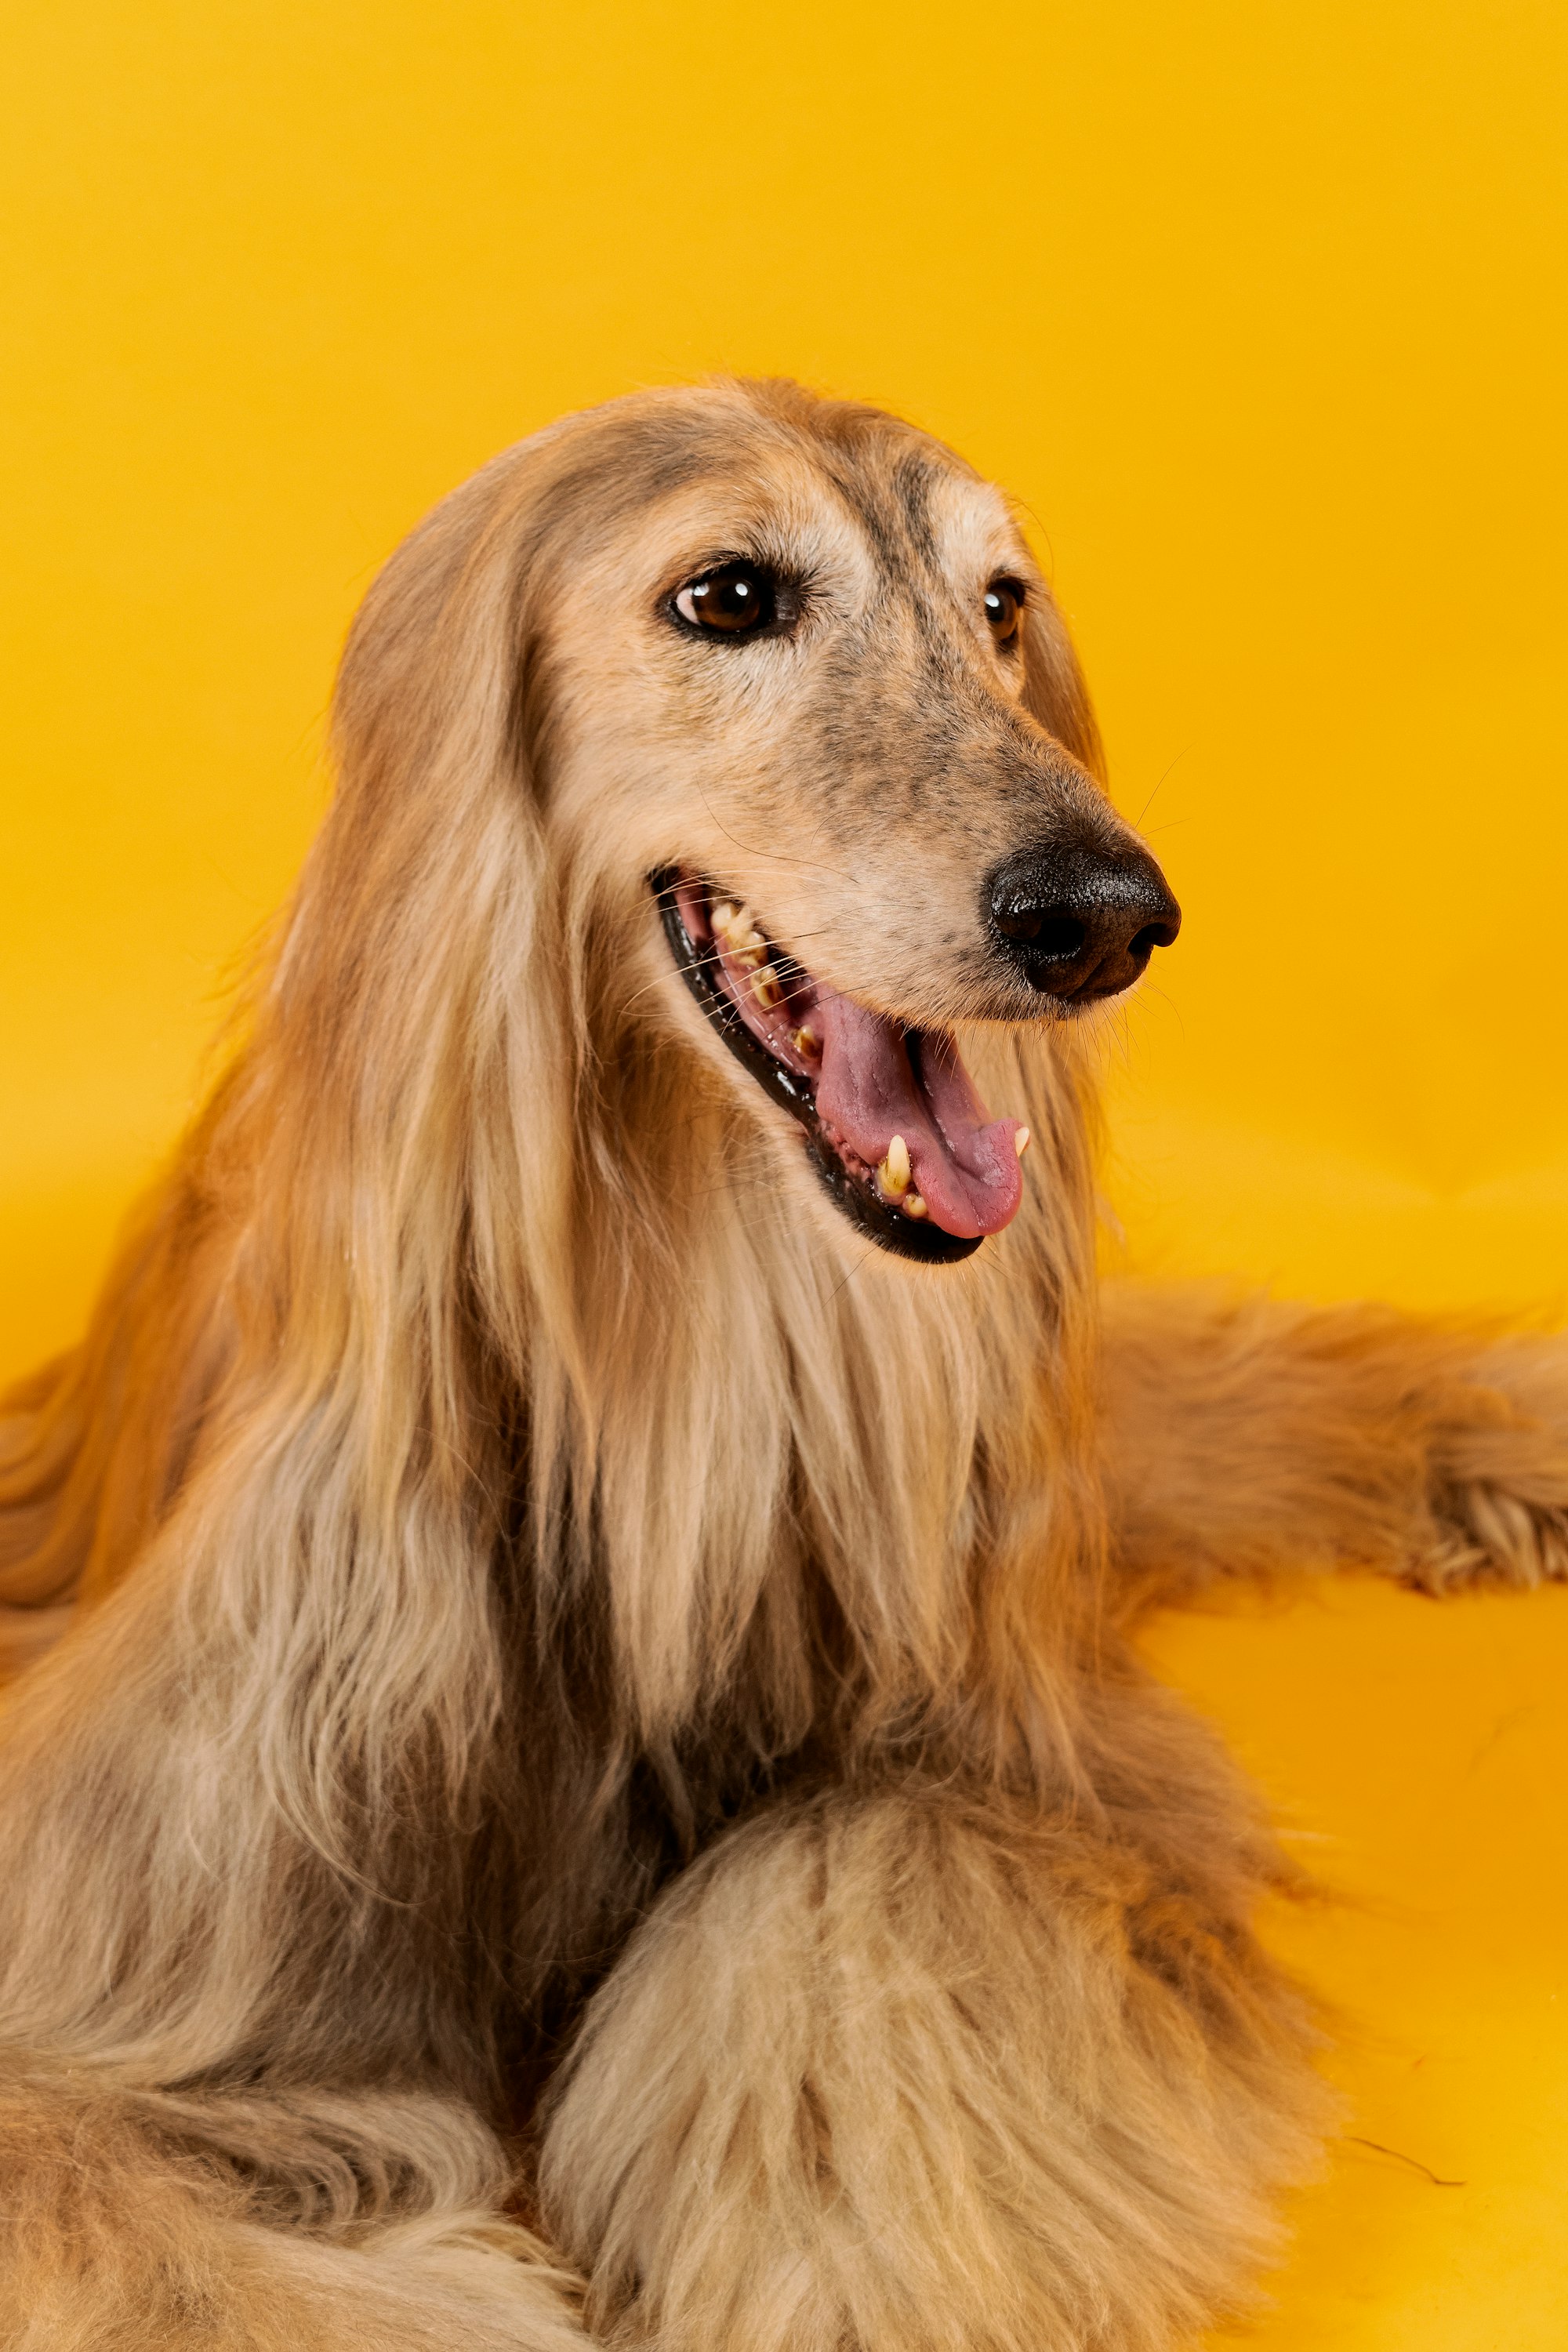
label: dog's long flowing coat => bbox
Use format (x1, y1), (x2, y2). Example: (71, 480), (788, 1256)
(2, 380), (1566, 2351)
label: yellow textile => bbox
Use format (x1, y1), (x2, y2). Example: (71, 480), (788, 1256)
(2, 4), (1564, 2339)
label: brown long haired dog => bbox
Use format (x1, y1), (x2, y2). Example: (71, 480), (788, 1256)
(2, 379), (1566, 2350)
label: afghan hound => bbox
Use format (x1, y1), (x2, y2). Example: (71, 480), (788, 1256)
(1, 377), (1564, 2352)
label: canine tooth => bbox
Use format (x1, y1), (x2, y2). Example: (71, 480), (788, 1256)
(713, 904), (762, 960)
(903, 1192), (928, 1219)
(877, 1134), (911, 1196)
(751, 967), (782, 1011)
(1014, 1125), (1031, 1158)
(791, 1024), (821, 1058)
(713, 899), (768, 967)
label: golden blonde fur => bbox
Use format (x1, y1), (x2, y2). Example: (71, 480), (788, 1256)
(0, 379), (1564, 2350)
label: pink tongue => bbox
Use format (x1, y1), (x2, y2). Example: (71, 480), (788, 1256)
(811, 988), (1024, 1239)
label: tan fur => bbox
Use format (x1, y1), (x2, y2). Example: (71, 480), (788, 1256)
(0, 378), (1562, 2347)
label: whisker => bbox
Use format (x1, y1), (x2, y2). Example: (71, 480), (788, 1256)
(699, 792), (860, 884)
(1133, 743), (1194, 829)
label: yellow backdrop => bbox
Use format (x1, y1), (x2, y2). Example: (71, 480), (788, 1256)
(2, 3), (1565, 2341)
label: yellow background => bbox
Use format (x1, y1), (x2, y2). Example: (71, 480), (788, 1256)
(2, 3), (1565, 2340)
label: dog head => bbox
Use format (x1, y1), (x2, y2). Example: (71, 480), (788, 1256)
(332, 379), (1178, 1268)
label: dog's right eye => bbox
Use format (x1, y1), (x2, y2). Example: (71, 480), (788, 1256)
(672, 563), (777, 636)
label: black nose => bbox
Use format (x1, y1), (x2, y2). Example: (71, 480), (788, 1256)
(986, 837), (1181, 1000)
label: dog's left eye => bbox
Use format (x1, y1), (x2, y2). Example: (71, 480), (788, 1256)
(984, 578), (1025, 645)
(673, 562), (777, 635)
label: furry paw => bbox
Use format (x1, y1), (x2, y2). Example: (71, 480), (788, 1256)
(1412, 1480), (1568, 1595)
(1415, 1342), (1568, 1592)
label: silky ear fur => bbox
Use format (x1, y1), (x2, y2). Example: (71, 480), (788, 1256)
(1020, 586), (1106, 782)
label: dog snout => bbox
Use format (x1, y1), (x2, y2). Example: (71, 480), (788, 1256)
(986, 838), (1181, 1001)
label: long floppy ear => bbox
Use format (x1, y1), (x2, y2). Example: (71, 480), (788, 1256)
(1020, 587), (1105, 782)
(0, 432), (572, 1686)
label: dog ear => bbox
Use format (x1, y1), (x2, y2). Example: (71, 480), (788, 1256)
(329, 448), (546, 826)
(273, 434), (586, 1386)
(1019, 590), (1105, 783)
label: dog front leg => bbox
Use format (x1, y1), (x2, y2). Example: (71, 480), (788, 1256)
(1098, 1284), (1568, 1608)
(539, 1778), (1324, 2352)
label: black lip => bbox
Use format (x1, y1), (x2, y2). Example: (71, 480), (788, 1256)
(651, 869), (984, 1265)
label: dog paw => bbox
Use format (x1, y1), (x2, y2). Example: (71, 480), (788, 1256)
(1407, 1482), (1568, 1595)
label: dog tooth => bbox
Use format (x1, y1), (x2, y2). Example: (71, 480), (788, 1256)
(711, 902), (768, 967)
(751, 967), (782, 1011)
(713, 902), (765, 962)
(877, 1134), (911, 1197)
(1014, 1125), (1032, 1158)
(903, 1192), (928, 1219)
(791, 1024), (822, 1058)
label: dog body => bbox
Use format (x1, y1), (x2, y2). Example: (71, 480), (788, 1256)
(0, 379), (1564, 2350)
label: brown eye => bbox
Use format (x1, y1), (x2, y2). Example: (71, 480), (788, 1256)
(984, 577), (1025, 644)
(673, 561), (777, 634)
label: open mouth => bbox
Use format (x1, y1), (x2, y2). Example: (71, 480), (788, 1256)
(653, 868), (1028, 1265)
